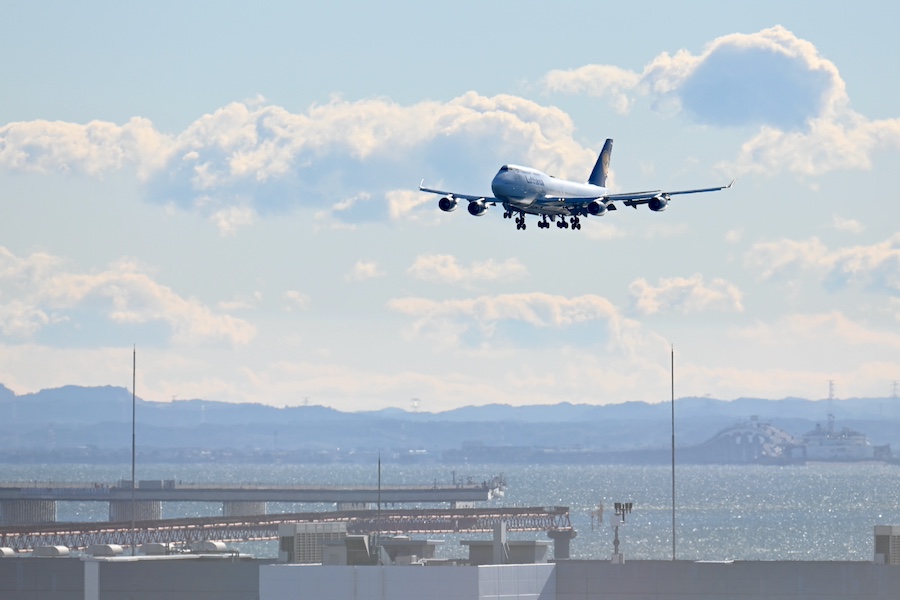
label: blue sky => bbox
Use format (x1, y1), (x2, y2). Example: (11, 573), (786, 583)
(2, 1), (900, 410)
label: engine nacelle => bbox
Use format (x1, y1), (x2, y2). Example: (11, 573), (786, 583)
(467, 201), (487, 216)
(648, 194), (669, 212)
(438, 196), (458, 212)
(587, 200), (607, 216)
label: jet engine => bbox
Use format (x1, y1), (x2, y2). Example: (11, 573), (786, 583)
(438, 197), (458, 212)
(648, 194), (669, 212)
(467, 201), (487, 216)
(587, 200), (607, 216)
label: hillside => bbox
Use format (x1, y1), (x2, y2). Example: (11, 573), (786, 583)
(1, 385), (898, 462)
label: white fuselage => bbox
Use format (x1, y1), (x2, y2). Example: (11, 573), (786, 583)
(490, 165), (608, 215)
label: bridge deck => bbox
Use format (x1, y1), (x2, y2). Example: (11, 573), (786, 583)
(0, 477), (505, 504)
(0, 506), (572, 552)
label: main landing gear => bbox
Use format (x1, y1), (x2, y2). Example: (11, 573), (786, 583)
(509, 213), (581, 231)
(554, 216), (582, 230)
(504, 210), (528, 230)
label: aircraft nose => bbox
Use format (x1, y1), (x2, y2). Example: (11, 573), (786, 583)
(491, 173), (506, 196)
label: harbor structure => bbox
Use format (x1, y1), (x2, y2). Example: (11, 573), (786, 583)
(0, 476), (506, 526)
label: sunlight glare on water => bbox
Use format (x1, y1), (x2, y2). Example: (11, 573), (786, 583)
(2, 462), (898, 560)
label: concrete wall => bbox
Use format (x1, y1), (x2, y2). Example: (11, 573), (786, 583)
(4, 556), (900, 599)
(0, 556), (270, 600)
(555, 560), (900, 600)
(0, 557), (83, 600)
(87, 556), (266, 600)
(260, 563), (555, 600)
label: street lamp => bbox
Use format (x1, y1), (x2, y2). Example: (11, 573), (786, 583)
(611, 502), (633, 564)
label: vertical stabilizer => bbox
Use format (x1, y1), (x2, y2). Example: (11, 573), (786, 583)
(588, 138), (613, 186)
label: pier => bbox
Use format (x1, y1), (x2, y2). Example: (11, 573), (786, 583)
(0, 506), (574, 555)
(0, 476), (506, 525)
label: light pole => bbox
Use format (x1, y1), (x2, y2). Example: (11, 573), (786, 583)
(611, 502), (633, 564)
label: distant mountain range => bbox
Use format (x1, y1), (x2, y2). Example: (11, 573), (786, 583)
(2, 384), (899, 464)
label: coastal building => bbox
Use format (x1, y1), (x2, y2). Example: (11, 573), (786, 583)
(4, 528), (900, 600)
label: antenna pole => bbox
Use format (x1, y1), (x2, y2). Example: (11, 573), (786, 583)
(131, 345), (136, 556)
(377, 453), (382, 548)
(670, 344), (676, 561)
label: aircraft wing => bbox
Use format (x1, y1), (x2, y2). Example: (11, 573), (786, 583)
(609, 180), (734, 207)
(419, 182), (497, 203)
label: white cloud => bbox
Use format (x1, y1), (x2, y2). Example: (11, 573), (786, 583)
(408, 254), (528, 286)
(387, 189), (432, 222)
(217, 291), (262, 312)
(210, 205), (258, 236)
(544, 26), (842, 129)
(832, 215), (865, 234)
(346, 260), (385, 282)
(282, 290), (311, 311)
(745, 234), (900, 293)
(542, 26), (900, 178)
(0, 247), (255, 345)
(629, 274), (744, 315)
(0, 93), (596, 230)
(543, 65), (641, 114)
(725, 228), (744, 243)
(0, 117), (173, 179)
(387, 292), (651, 357)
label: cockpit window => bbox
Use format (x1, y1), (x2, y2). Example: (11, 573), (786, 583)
(499, 166), (509, 172)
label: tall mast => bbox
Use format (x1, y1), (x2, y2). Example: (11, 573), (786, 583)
(670, 344), (676, 561)
(131, 345), (136, 555)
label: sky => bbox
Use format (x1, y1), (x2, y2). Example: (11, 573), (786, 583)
(2, 1), (900, 411)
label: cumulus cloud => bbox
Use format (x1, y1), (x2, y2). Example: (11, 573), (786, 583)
(210, 205), (258, 235)
(387, 292), (648, 356)
(408, 254), (528, 286)
(542, 26), (900, 177)
(0, 117), (172, 179)
(543, 65), (641, 114)
(745, 234), (900, 293)
(0, 93), (595, 232)
(544, 26), (840, 129)
(832, 215), (865, 234)
(629, 274), (744, 315)
(346, 260), (385, 282)
(282, 290), (311, 311)
(0, 247), (255, 344)
(725, 228), (744, 243)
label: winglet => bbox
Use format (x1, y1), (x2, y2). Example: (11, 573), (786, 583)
(727, 179), (736, 189)
(419, 179), (426, 190)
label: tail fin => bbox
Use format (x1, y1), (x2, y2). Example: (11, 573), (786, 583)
(588, 138), (613, 187)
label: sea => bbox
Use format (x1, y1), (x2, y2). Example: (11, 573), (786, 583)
(3, 462), (898, 562)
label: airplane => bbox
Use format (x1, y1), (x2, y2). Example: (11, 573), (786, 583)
(419, 139), (733, 230)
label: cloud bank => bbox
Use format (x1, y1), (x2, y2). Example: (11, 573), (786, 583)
(543, 25), (900, 176)
(0, 247), (255, 344)
(629, 274), (744, 315)
(745, 234), (900, 294)
(0, 93), (594, 233)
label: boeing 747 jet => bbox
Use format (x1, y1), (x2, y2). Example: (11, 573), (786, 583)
(419, 139), (733, 230)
